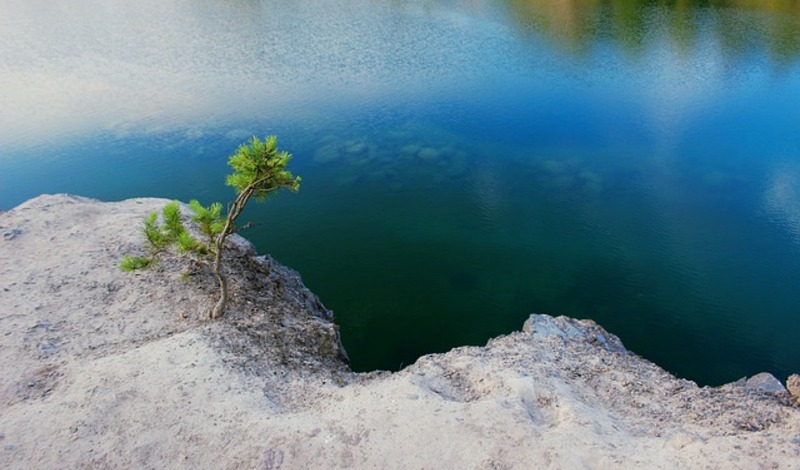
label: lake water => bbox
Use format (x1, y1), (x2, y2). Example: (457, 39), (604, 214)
(2, 0), (800, 385)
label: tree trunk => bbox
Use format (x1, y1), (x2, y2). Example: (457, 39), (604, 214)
(210, 240), (227, 319)
(207, 186), (257, 319)
(210, 270), (228, 319)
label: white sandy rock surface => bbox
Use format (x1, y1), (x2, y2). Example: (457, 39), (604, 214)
(1, 194), (799, 469)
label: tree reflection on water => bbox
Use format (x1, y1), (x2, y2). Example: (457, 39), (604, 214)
(504, 0), (800, 64)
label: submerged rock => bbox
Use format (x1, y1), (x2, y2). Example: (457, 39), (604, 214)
(313, 143), (341, 164)
(540, 159), (567, 174)
(581, 181), (603, 195)
(417, 147), (440, 160)
(400, 143), (422, 156)
(344, 140), (369, 155)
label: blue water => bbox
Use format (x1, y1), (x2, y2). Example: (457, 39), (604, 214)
(2, 0), (800, 385)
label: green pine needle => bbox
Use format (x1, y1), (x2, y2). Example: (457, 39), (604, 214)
(120, 255), (151, 271)
(143, 212), (168, 250)
(225, 136), (300, 198)
(162, 200), (186, 241)
(189, 199), (225, 240)
(177, 231), (200, 253)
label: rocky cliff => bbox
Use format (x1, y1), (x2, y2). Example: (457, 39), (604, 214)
(1, 194), (798, 469)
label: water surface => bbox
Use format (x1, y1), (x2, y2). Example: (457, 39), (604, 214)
(2, 0), (800, 385)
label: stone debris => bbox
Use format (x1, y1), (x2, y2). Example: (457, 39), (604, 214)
(2, 227), (22, 240)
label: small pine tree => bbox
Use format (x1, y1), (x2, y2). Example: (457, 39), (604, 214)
(208, 136), (300, 319)
(121, 136), (300, 320)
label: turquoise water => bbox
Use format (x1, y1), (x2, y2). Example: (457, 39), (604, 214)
(2, 0), (800, 385)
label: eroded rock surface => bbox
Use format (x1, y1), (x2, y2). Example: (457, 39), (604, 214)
(1, 195), (798, 469)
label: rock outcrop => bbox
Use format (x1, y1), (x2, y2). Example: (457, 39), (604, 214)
(789, 374), (800, 404)
(0, 194), (798, 469)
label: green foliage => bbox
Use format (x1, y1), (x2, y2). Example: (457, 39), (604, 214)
(142, 201), (191, 253)
(226, 136), (301, 200)
(122, 200), (204, 272)
(177, 231), (204, 254)
(162, 200), (187, 241)
(189, 199), (224, 241)
(143, 212), (169, 250)
(120, 255), (151, 272)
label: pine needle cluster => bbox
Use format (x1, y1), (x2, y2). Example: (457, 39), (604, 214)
(188, 200), (224, 245)
(226, 136), (300, 200)
(121, 201), (192, 271)
(120, 199), (228, 272)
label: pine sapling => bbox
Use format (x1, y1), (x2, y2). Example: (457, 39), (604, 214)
(208, 135), (300, 319)
(120, 136), (300, 320)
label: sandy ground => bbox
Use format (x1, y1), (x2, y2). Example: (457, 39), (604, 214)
(1, 194), (799, 469)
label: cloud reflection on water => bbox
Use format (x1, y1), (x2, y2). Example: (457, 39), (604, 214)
(3, 0), (799, 150)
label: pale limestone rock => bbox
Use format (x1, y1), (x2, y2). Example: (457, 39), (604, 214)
(787, 374), (800, 400)
(745, 372), (787, 394)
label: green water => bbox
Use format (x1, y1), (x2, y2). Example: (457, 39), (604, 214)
(2, 0), (800, 385)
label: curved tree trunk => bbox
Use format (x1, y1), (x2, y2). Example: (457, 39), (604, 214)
(210, 240), (228, 319)
(208, 184), (272, 319)
(211, 270), (228, 319)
